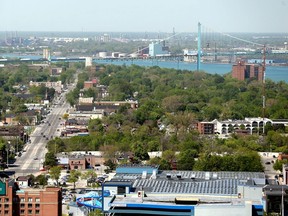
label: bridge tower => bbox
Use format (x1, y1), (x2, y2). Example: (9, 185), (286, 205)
(197, 22), (201, 72)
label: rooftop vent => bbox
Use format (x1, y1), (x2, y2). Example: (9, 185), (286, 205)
(142, 171), (147, 179)
(166, 173), (171, 179)
(150, 169), (157, 179)
(205, 172), (210, 180)
(212, 173), (218, 179)
(176, 174), (182, 180)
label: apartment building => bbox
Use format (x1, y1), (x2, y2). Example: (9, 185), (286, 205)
(0, 179), (62, 216)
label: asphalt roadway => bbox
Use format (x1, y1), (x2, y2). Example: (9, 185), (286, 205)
(8, 89), (71, 177)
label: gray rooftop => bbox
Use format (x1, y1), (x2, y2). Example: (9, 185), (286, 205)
(112, 171), (265, 196)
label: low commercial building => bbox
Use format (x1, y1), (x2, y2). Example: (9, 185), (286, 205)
(29, 81), (63, 94)
(68, 153), (104, 170)
(101, 165), (266, 216)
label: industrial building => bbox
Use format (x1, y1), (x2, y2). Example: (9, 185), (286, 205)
(100, 165), (270, 216)
(149, 41), (170, 57)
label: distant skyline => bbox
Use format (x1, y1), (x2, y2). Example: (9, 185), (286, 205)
(1, 0), (288, 33)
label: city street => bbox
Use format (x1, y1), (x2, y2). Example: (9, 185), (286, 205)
(8, 86), (72, 177)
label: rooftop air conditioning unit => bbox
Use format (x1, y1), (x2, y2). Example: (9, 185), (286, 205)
(166, 174), (171, 179)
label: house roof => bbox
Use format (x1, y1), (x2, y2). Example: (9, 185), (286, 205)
(5, 113), (16, 118)
(22, 110), (38, 116)
(16, 176), (29, 181)
(15, 94), (34, 99)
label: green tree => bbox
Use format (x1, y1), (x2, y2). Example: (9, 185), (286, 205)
(35, 174), (48, 186)
(176, 149), (196, 170)
(82, 170), (98, 187)
(44, 152), (57, 168)
(273, 159), (288, 172)
(49, 166), (62, 186)
(62, 113), (69, 120)
(162, 150), (176, 167)
(104, 159), (116, 173)
(88, 209), (103, 216)
(68, 170), (81, 190)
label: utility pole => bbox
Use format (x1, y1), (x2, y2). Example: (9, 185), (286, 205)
(262, 45), (266, 135)
(281, 185), (284, 216)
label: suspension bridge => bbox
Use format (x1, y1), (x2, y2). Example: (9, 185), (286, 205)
(1, 22), (288, 70)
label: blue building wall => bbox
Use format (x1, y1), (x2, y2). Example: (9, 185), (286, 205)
(116, 165), (158, 174)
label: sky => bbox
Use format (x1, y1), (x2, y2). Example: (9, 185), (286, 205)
(1, 0), (288, 33)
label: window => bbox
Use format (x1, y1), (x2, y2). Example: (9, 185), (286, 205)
(35, 198), (40, 203)
(5, 198), (9, 203)
(20, 210), (25, 214)
(28, 209), (32, 214)
(4, 204), (9, 208)
(35, 204), (40, 208)
(35, 210), (40, 215)
(4, 210), (9, 215)
(20, 203), (25, 208)
(28, 204), (32, 208)
(117, 186), (126, 195)
(28, 197), (33, 202)
(20, 197), (25, 202)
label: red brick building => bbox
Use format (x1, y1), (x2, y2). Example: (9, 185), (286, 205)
(197, 122), (215, 134)
(83, 81), (94, 89)
(232, 61), (264, 81)
(0, 179), (62, 216)
(69, 154), (104, 170)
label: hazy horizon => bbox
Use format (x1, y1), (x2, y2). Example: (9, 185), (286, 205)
(1, 0), (288, 33)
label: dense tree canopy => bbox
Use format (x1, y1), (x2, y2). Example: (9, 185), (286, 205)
(44, 64), (288, 172)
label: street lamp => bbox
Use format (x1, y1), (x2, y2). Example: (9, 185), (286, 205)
(7, 141), (10, 165)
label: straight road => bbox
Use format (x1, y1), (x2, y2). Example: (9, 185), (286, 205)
(8, 86), (72, 177)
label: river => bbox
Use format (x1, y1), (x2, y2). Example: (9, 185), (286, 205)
(93, 59), (288, 83)
(1, 53), (288, 82)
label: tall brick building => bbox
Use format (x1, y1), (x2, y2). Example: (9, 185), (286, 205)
(232, 61), (264, 81)
(0, 179), (62, 216)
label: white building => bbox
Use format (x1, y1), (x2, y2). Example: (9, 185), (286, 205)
(85, 57), (93, 67)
